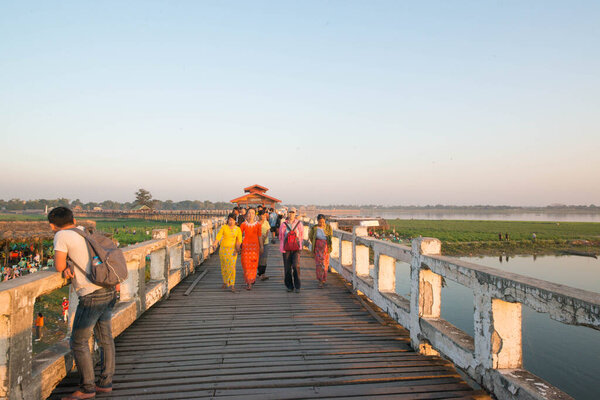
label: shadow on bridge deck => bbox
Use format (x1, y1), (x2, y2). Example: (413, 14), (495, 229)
(50, 243), (486, 399)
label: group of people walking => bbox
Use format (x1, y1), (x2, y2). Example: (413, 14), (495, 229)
(212, 207), (333, 293)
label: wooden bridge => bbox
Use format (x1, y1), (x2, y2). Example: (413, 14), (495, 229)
(50, 245), (486, 399)
(1, 218), (598, 399)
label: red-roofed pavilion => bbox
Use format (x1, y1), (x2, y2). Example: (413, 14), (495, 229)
(230, 185), (281, 207)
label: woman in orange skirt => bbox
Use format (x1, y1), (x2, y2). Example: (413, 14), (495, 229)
(240, 208), (264, 290)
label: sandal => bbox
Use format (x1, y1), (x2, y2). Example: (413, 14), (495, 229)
(61, 391), (96, 400)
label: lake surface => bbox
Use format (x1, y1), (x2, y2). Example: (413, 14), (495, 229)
(361, 210), (600, 222)
(393, 255), (600, 399)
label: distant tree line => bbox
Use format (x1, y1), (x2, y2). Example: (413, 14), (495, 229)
(0, 198), (232, 211)
(291, 204), (599, 210)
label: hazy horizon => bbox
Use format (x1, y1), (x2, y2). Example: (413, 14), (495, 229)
(1, 195), (598, 209)
(2, 1), (599, 205)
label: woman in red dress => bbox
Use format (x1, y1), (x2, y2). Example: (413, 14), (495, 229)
(240, 208), (264, 290)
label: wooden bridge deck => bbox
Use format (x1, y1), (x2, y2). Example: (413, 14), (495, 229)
(50, 244), (486, 399)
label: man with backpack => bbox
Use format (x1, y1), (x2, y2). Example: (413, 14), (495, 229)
(49, 207), (125, 400)
(278, 207), (304, 293)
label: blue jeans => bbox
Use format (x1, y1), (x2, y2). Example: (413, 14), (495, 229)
(70, 287), (117, 393)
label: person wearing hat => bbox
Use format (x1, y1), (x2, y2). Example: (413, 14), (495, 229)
(278, 207), (304, 292)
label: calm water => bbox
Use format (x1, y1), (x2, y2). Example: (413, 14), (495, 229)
(394, 255), (600, 399)
(361, 210), (600, 222)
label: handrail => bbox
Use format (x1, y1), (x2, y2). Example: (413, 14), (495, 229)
(0, 218), (225, 400)
(302, 218), (598, 400)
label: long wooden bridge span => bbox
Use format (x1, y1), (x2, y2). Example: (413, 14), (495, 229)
(1, 218), (598, 399)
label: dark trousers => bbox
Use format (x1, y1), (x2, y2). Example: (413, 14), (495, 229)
(258, 264), (267, 276)
(71, 287), (117, 393)
(282, 251), (300, 289)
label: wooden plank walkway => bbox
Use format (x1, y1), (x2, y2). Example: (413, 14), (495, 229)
(50, 243), (487, 399)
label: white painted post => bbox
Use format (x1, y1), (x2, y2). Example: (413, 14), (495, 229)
(121, 258), (141, 303)
(492, 299), (522, 368)
(355, 245), (370, 276)
(378, 254), (396, 292)
(182, 223), (195, 267)
(341, 241), (353, 267)
(152, 229), (170, 297)
(474, 293), (523, 370)
(409, 237), (442, 351)
(331, 236), (340, 259)
(353, 226), (369, 287)
(419, 269), (442, 318)
(150, 249), (167, 281)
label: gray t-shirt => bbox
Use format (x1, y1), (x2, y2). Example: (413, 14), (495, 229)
(53, 227), (103, 297)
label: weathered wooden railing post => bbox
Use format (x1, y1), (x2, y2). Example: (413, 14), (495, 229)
(409, 237), (442, 353)
(352, 227), (369, 287)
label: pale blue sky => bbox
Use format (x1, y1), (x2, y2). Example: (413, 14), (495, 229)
(1, 1), (599, 205)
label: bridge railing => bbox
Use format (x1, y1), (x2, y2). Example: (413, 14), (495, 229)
(302, 219), (599, 400)
(0, 218), (224, 400)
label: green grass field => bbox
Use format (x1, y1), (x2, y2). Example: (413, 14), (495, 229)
(386, 219), (600, 255)
(93, 219), (183, 246)
(0, 213), (46, 221)
(386, 219), (600, 242)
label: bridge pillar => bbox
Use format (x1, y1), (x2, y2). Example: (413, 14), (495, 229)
(409, 237), (442, 352)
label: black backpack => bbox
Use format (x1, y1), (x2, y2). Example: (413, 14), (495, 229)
(67, 228), (128, 287)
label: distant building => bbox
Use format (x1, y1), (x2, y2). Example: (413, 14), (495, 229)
(230, 185), (281, 208)
(132, 204), (152, 212)
(92, 206), (103, 211)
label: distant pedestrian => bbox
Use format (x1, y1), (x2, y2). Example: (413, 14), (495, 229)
(532, 232), (537, 242)
(62, 297), (70, 323)
(505, 232), (509, 241)
(309, 214), (333, 288)
(240, 208), (263, 290)
(279, 207), (304, 292)
(238, 207), (248, 225)
(269, 208), (278, 241)
(213, 213), (242, 292)
(35, 312), (44, 341)
(498, 232), (502, 241)
(257, 211), (271, 281)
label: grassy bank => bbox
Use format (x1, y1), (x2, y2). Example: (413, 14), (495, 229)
(386, 219), (600, 256)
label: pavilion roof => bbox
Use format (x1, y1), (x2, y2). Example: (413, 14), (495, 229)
(230, 192), (281, 204)
(244, 184), (269, 193)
